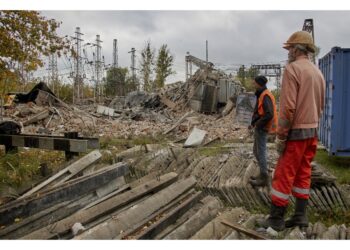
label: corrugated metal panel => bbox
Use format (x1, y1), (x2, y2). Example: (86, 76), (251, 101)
(319, 47), (350, 156)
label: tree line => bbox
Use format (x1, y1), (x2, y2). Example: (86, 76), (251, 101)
(0, 11), (175, 101)
(105, 41), (174, 97)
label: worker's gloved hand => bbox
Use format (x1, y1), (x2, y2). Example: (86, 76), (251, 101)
(275, 137), (287, 156)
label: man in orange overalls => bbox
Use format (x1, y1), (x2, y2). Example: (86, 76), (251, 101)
(258, 31), (326, 231)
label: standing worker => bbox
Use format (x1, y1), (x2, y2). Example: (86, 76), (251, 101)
(258, 31), (326, 231)
(249, 75), (278, 187)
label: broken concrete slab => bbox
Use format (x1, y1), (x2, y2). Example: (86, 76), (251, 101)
(134, 191), (202, 239)
(75, 176), (197, 239)
(19, 150), (102, 198)
(23, 172), (178, 239)
(0, 163), (129, 226)
(22, 109), (51, 126)
(96, 105), (115, 117)
(191, 207), (248, 240)
(165, 196), (222, 239)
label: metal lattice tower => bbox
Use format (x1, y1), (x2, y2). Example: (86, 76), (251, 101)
(72, 27), (84, 104)
(302, 18), (316, 63)
(94, 35), (103, 102)
(128, 47), (136, 89)
(113, 39), (118, 68)
(47, 53), (59, 95)
(251, 64), (282, 101)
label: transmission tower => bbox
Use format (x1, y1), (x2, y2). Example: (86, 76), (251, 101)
(302, 18), (316, 63)
(113, 39), (118, 68)
(71, 27), (84, 104)
(128, 48), (137, 90)
(251, 63), (282, 101)
(93, 35), (103, 102)
(47, 53), (59, 95)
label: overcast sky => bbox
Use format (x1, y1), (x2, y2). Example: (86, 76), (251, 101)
(37, 11), (350, 85)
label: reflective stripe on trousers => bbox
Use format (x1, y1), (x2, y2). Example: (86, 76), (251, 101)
(271, 137), (317, 207)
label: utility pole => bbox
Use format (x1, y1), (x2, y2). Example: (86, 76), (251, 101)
(94, 35), (103, 102)
(113, 39), (118, 68)
(47, 53), (59, 96)
(128, 48), (136, 90)
(185, 52), (190, 81)
(72, 27), (84, 104)
(206, 40), (208, 65)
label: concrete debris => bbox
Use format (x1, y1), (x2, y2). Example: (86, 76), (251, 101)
(1, 81), (348, 240)
(71, 222), (85, 236)
(184, 127), (207, 147)
(96, 105), (116, 117)
(285, 227), (305, 240)
(266, 227), (279, 238)
(122, 143), (347, 212)
(0, 145), (349, 240)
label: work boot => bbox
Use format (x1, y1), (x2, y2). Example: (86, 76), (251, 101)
(257, 204), (286, 231)
(249, 172), (269, 187)
(285, 198), (308, 228)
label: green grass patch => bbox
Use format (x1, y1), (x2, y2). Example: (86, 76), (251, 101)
(314, 149), (350, 184)
(308, 207), (350, 227)
(0, 149), (65, 192)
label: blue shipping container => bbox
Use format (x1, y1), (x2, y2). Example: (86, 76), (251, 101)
(318, 47), (350, 156)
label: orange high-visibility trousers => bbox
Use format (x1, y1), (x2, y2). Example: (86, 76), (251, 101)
(271, 137), (318, 207)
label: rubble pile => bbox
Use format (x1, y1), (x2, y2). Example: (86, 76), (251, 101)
(1, 82), (249, 141)
(115, 143), (349, 212)
(0, 148), (349, 240)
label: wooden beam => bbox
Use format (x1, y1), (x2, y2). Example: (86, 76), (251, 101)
(22, 172), (178, 239)
(220, 220), (267, 240)
(0, 163), (129, 226)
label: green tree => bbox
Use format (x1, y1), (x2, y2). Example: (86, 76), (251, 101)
(139, 41), (155, 92)
(0, 11), (69, 86)
(154, 44), (175, 89)
(237, 65), (246, 86)
(236, 65), (259, 92)
(125, 73), (139, 94)
(105, 67), (128, 96)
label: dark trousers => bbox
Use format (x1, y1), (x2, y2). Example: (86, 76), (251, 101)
(253, 128), (268, 175)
